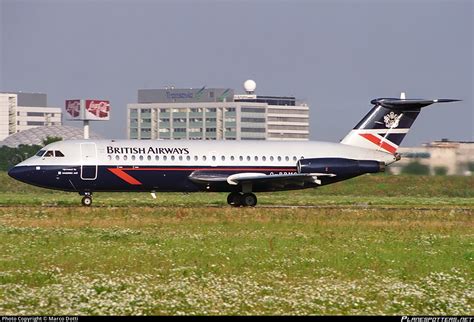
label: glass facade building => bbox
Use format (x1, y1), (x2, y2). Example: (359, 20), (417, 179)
(127, 87), (309, 141)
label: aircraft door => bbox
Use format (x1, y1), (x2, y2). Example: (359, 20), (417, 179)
(80, 142), (98, 180)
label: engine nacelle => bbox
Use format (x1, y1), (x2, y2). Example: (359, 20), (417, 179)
(297, 158), (385, 176)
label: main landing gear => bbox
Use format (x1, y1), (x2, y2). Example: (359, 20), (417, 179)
(227, 192), (257, 207)
(80, 192), (93, 206)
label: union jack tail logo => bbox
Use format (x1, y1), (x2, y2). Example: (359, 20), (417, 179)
(340, 96), (460, 154)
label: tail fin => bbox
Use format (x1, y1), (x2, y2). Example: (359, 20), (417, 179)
(340, 95), (460, 154)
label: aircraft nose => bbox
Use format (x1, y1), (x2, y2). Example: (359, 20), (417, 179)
(8, 166), (20, 180)
(8, 167), (17, 179)
(8, 166), (30, 182)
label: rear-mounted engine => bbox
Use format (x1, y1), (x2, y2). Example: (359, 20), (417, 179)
(297, 158), (385, 176)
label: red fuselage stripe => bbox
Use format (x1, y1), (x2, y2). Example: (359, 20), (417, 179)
(108, 168), (142, 185)
(117, 167), (296, 171)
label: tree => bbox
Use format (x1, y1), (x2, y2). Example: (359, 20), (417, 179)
(0, 144), (42, 171)
(467, 162), (474, 173)
(0, 136), (63, 171)
(401, 161), (430, 175)
(42, 136), (62, 146)
(433, 166), (448, 176)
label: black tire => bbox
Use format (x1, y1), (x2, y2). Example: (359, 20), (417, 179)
(81, 196), (92, 206)
(241, 193), (257, 207)
(227, 192), (242, 207)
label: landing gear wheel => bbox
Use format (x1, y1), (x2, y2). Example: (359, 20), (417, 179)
(241, 193), (257, 207)
(227, 192), (242, 207)
(81, 196), (92, 206)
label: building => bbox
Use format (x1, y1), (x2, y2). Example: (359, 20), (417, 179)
(0, 92), (62, 141)
(389, 139), (474, 176)
(127, 81), (309, 141)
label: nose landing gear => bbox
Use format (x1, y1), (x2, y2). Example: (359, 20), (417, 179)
(80, 192), (93, 206)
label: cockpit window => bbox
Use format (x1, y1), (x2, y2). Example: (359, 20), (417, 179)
(40, 150), (65, 157)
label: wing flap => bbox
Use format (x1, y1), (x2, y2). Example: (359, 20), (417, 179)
(227, 172), (336, 186)
(188, 170), (335, 187)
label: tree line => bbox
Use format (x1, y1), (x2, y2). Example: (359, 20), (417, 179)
(0, 136), (62, 171)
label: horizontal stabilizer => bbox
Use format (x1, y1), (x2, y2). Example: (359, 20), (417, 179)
(370, 98), (461, 110)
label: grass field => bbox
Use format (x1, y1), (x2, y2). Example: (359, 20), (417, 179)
(0, 173), (472, 315)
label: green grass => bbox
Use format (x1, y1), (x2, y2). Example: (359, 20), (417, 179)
(0, 172), (473, 207)
(0, 172), (472, 315)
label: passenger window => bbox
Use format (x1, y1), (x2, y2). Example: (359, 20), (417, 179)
(277, 156), (282, 161)
(186, 155), (191, 161)
(230, 156), (235, 161)
(293, 156), (297, 161)
(132, 155), (136, 161)
(270, 156), (274, 161)
(44, 150), (54, 157)
(179, 155), (183, 161)
(239, 156), (243, 161)
(107, 155), (112, 160)
(262, 156), (266, 161)
(194, 155), (198, 161)
(254, 156), (258, 161)
(221, 156), (225, 161)
(285, 156), (290, 161)
(147, 155), (152, 161)
(163, 155), (167, 161)
(212, 156), (216, 161)
(115, 155), (120, 160)
(123, 155), (128, 161)
(155, 155), (159, 161)
(139, 155), (144, 161)
(246, 156), (251, 161)
(36, 150), (46, 157)
(171, 155), (175, 161)
(202, 156), (207, 161)
(54, 151), (65, 157)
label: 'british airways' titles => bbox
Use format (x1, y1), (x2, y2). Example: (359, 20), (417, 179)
(107, 146), (189, 155)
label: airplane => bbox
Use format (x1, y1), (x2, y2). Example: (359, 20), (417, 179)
(8, 96), (459, 207)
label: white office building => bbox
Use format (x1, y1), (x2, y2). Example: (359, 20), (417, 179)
(390, 139), (474, 176)
(0, 92), (62, 140)
(127, 80), (309, 141)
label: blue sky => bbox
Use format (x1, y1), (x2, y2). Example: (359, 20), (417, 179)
(1, 0), (472, 145)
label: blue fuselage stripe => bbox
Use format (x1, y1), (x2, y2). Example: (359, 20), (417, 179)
(9, 165), (304, 193)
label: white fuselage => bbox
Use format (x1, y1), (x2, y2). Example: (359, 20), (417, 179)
(17, 139), (397, 168)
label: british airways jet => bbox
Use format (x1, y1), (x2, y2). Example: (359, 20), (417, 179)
(8, 97), (459, 207)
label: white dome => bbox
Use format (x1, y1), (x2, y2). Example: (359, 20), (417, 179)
(244, 79), (256, 93)
(0, 125), (102, 147)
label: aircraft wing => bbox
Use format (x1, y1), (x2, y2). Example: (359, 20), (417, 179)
(188, 171), (336, 187)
